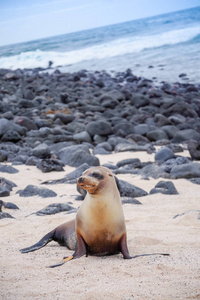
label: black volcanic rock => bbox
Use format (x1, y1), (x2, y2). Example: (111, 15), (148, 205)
(0, 212), (14, 219)
(138, 163), (170, 179)
(150, 181), (179, 195)
(188, 140), (200, 160)
(131, 94), (149, 108)
(0, 67), (199, 171)
(0, 164), (19, 174)
(58, 144), (91, 165)
(66, 150), (100, 167)
(155, 147), (175, 162)
(116, 158), (141, 168)
(122, 197), (142, 205)
(117, 179), (148, 198)
(146, 130), (168, 141)
(0, 118), (25, 137)
(31, 143), (51, 159)
(0, 177), (17, 193)
(35, 203), (75, 215)
(170, 162), (200, 179)
(172, 129), (200, 143)
(14, 116), (38, 131)
(73, 131), (92, 143)
(54, 113), (75, 124)
(17, 185), (57, 198)
(86, 121), (112, 136)
(36, 159), (65, 172)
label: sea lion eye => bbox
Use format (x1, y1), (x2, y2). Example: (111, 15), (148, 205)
(91, 172), (104, 180)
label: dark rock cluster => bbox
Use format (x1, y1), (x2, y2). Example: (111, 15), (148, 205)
(17, 185), (57, 198)
(0, 67), (200, 218)
(0, 199), (19, 219)
(0, 67), (200, 170)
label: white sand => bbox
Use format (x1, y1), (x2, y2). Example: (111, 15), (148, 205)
(0, 151), (200, 300)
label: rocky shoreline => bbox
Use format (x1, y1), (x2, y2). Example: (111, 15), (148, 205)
(0, 67), (200, 200)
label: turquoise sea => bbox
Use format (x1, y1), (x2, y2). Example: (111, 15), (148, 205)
(0, 6), (199, 83)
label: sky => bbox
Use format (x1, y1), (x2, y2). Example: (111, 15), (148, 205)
(0, 0), (200, 46)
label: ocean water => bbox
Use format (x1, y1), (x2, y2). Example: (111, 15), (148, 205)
(0, 6), (200, 84)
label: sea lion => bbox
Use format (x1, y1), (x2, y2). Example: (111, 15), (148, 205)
(20, 166), (169, 267)
(20, 166), (131, 264)
(70, 165), (131, 259)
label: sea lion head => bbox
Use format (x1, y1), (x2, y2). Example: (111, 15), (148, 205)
(77, 166), (115, 195)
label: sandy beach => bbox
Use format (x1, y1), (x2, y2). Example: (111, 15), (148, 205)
(1, 4), (200, 300)
(1, 150), (200, 300)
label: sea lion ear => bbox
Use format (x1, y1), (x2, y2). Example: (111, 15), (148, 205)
(114, 175), (121, 192)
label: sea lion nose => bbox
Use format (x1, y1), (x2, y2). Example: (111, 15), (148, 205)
(78, 176), (84, 184)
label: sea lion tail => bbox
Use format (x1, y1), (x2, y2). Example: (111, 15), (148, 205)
(20, 230), (55, 253)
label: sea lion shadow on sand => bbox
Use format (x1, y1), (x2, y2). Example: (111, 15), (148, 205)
(20, 166), (169, 268)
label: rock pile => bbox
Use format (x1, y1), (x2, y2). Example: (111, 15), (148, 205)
(0, 67), (199, 170)
(0, 67), (200, 203)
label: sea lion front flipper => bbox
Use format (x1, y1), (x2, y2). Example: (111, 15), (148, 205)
(119, 233), (132, 259)
(71, 232), (87, 259)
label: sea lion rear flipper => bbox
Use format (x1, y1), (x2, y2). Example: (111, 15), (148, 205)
(48, 255), (74, 268)
(133, 253), (170, 258)
(48, 233), (87, 268)
(20, 230), (54, 253)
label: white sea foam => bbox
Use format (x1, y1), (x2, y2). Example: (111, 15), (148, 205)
(0, 25), (199, 70)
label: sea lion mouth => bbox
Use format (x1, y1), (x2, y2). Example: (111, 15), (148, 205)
(77, 176), (99, 193)
(79, 183), (96, 189)
(80, 184), (90, 188)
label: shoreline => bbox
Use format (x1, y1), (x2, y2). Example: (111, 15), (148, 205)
(2, 62), (200, 86)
